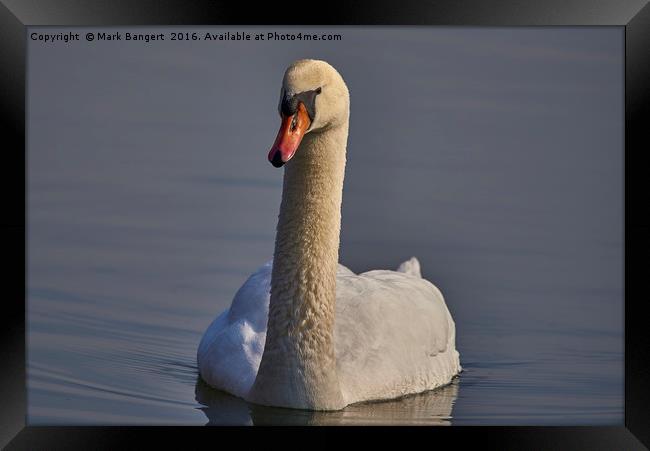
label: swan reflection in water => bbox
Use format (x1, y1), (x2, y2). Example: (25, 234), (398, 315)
(195, 376), (459, 426)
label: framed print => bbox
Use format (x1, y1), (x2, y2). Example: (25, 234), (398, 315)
(1, 0), (648, 448)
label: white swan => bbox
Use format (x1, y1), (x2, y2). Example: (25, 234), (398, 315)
(198, 59), (461, 410)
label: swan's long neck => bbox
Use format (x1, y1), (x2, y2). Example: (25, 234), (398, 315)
(250, 122), (348, 410)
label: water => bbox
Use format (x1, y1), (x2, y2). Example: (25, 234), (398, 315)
(27, 27), (623, 425)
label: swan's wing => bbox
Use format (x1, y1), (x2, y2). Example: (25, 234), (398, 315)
(197, 260), (272, 398)
(334, 269), (460, 405)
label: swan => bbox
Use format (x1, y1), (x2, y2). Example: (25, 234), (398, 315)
(198, 59), (461, 410)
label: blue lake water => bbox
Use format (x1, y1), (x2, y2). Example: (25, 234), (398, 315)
(27, 26), (623, 425)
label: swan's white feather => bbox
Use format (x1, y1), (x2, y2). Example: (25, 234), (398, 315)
(197, 258), (461, 405)
(396, 256), (421, 278)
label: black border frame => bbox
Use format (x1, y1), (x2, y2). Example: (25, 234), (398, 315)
(1, 1), (648, 448)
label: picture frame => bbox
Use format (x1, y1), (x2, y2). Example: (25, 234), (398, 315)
(1, 0), (647, 448)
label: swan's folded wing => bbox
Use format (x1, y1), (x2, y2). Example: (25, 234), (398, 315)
(334, 270), (460, 405)
(197, 260), (272, 398)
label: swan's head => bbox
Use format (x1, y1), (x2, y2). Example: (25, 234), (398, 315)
(268, 59), (349, 167)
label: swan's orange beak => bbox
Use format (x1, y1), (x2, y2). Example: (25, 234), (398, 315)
(268, 102), (311, 168)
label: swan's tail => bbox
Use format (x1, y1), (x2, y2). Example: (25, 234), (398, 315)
(396, 256), (421, 278)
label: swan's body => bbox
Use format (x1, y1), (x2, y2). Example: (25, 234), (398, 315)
(198, 59), (461, 410)
(198, 258), (460, 407)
